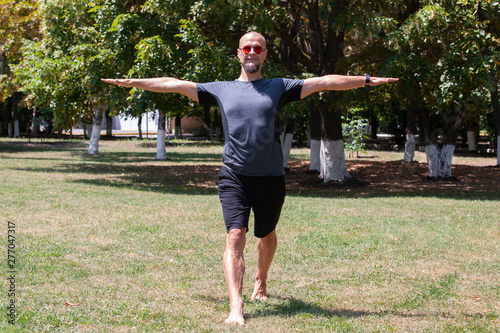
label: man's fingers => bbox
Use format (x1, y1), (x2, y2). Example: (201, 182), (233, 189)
(371, 77), (399, 86)
(101, 78), (131, 87)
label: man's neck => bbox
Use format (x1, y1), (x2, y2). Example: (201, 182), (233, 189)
(238, 71), (262, 82)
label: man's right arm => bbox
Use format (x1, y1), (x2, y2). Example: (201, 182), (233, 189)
(101, 77), (199, 102)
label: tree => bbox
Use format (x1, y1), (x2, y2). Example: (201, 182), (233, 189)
(14, 0), (116, 150)
(388, 1), (499, 176)
(0, 0), (40, 137)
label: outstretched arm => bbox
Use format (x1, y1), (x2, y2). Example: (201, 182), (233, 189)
(101, 77), (199, 102)
(301, 74), (398, 99)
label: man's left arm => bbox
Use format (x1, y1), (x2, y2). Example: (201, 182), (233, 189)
(301, 75), (399, 99)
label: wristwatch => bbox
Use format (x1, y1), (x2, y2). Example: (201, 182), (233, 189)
(364, 74), (370, 87)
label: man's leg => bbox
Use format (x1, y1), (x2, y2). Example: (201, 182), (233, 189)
(223, 228), (247, 326)
(251, 229), (277, 301)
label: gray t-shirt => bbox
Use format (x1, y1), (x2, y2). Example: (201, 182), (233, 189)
(197, 78), (303, 176)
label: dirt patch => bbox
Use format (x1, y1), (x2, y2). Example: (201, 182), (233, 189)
(285, 159), (500, 197)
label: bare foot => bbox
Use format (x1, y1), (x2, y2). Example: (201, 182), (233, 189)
(224, 311), (246, 326)
(250, 280), (268, 301)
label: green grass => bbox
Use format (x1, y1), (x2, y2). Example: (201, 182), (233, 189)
(0, 138), (499, 332)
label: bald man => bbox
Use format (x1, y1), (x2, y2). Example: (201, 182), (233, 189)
(102, 31), (398, 326)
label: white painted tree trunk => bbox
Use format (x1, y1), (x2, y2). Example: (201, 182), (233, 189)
(8, 122), (13, 137)
(156, 129), (168, 160)
(88, 111), (104, 155)
(320, 139), (350, 182)
(467, 131), (478, 151)
(425, 144), (456, 178)
(88, 124), (102, 155)
(309, 139), (321, 172)
(403, 133), (416, 162)
(439, 144), (455, 178)
(13, 120), (20, 138)
(85, 124), (93, 140)
(31, 110), (40, 137)
(425, 144), (440, 178)
(282, 133), (293, 168)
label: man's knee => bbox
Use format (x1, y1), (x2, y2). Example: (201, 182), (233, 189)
(258, 229), (277, 247)
(226, 228), (247, 252)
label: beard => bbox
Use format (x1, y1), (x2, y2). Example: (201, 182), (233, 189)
(243, 62), (260, 74)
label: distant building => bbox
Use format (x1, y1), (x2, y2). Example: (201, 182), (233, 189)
(74, 111), (203, 137)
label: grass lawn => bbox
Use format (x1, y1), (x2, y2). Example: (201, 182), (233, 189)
(1, 138), (499, 332)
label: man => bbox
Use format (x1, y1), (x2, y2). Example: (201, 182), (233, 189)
(102, 31), (398, 326)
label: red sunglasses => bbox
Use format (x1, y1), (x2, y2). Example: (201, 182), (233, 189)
(240, 45), (267, 54)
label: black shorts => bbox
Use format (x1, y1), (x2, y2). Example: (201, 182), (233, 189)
(218, 166), (286, 238)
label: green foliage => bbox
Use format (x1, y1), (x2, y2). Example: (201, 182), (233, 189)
(386, 0), (499, 140)
(0, 0), (40, 101)
(5, 0), (500, 142)
(342, 115), (370, 156)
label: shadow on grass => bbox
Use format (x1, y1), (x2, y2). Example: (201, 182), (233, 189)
(15, 161), (221, 195)
(245, 296), (492, 324)
(198, 295), (426, 320)
(0, 140), (88, 153)
(76, 151), (223, 164)
(6, 140), (500, 200)
(246, 296), (427, 320)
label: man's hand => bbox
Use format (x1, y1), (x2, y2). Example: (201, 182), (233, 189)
(100, 78), (135, 88)
(368, 77), (399, 86)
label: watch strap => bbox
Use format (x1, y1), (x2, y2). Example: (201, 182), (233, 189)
(364, 74), (370, 87)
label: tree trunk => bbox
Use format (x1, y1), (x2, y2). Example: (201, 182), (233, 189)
(319, 94), (350, 182)
(105, 111), (113, 137)
(439, 144), (455, 178)
(489, 73), (500, 165)
(5, 97), (13, 137)
(425, 144), (440, 178)
(156, 112), (168, 160)
(137, 117), (143, 139)
(281, 116), (294, 169)
(466, 130), (478, 152)
(175, 116), (182, 139)
(282, 133), (293, 169)
(309, 100), (321, 172)
(404, 133), (416, 162)
(31, 109), (40, 138)
(403, 104), (418, 162)
(88, 109), (104, 155)
(13, 121), (20, 138)
(85, 123), (92, 140)
(423, 103), (465, 178)
(203, 105), (214, 140)
(465, 118), (478, 151)
(12, 93), (20, 138)
(214, 109), (221, 141)
(370, 115), (378, 140)
(309, 139), (321, 172)
(320, 139), (350, 181)
(8, 122), (13, 138)
(419, 105), (440, 178)
(439, 103), (466, 178)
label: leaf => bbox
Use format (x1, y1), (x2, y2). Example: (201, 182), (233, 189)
(65, 302), (80, 307)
